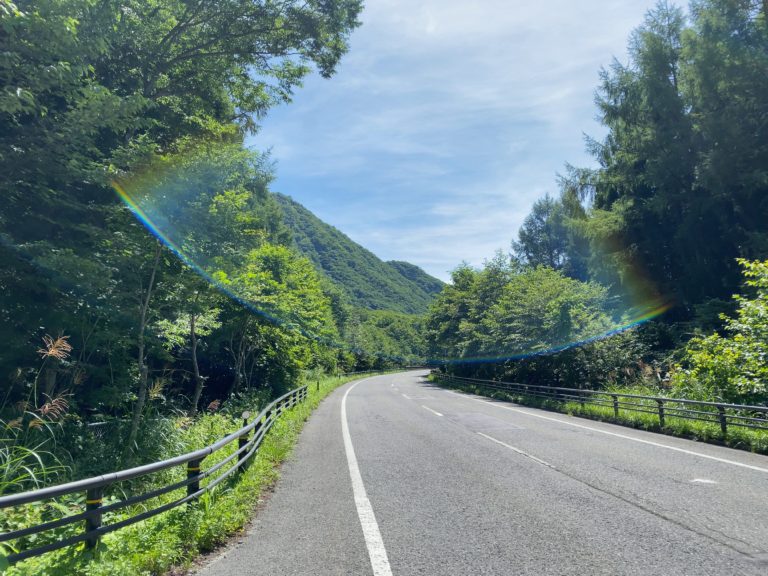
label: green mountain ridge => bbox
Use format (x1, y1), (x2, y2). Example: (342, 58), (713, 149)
(274, 193), (443, 314)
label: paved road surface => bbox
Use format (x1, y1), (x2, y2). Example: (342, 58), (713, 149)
(195, 371), (768, 575)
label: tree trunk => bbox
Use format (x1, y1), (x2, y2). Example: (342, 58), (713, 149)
(126, 242), (162, 452)
(189, 311), (203, 417)
(43, 367), (57, 399)
(227, 319), (249, 398)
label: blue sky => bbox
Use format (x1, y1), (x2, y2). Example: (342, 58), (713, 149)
(249, 0), (663, 281)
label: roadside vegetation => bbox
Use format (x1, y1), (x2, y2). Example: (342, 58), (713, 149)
(436, 375), (768, 455)
(1, 372), (369, 575)
(2, 0), (766, 570)
(0, 1), (422, 568)
(427, 1), (768, 431)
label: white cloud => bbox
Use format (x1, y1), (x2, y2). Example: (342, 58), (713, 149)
(250, 0), (667, 281)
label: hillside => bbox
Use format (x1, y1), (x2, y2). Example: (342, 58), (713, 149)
(275, 194), (443, 314)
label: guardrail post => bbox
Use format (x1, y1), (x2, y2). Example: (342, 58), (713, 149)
(252, 414), (264, 446)
(612, 395), (619, 418)
(238, 411), (251, 473)
(656, 399), (665, 428)
(187, 459), (202, 497)
(85, 486), (103, 549)
(717, 405), (727, 435)
(316, 380), (320, 392)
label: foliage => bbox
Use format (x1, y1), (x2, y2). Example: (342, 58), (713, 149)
(512, 194), (572, 273)
(510, 0), (768, 326)
(0, 0), (368, 469)
(275, 194), (444, 314)
(344, 308), (425, 369)
(436, 376), (768, 455)
(425, 255), (648, 388)
(1, 373), (364, 575)
(671, 260), (768, 404)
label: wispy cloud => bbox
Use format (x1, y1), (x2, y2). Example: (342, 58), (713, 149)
(250, 0), (665, 281)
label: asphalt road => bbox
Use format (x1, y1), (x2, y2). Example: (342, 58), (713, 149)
(195, 371), (768, 575)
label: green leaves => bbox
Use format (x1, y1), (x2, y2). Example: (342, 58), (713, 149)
(275, 194), (444, 315)
(1, 0), (365, 436)
(555, 0), (768, 319)
(672, 260), (768, 403)
(424, 252), (658, 389)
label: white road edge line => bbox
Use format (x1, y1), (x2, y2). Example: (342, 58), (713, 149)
(342, 380), (394, 576)
(446, 390), (768, 474)
(421, 405), (443, 417)
(477, 432), (555, 469)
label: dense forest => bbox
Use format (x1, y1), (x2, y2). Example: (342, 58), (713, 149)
(0, 0), (441, 490)
(276, 193), (444, 313)
(427, 0), (768, 405)
(2, 0), (766, 494)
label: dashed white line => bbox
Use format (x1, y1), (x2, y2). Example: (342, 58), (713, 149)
(401, 393), (411, 400)
(446, 390), (768, 474)
(342, 380), (393, 576)
(690, 478), (718, 484)
(477, 432), (555, 469)
(421, 405), (443, 417)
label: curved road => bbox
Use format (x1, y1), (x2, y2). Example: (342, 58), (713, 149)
(195, 371), (768, 575)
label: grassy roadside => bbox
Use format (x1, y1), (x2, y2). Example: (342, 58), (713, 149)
(431, 376), (768, 455)
(3, 373), (377, 576)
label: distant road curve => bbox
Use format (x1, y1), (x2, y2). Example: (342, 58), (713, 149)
(195, 371), (768, 575)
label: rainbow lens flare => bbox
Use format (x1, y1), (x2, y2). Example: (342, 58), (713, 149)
(113, 144), (673, 365)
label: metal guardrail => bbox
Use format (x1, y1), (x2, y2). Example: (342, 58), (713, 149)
(432, 372), (768, 434)
(0, 385), (308, 565)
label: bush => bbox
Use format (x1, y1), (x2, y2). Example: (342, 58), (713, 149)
(672, 259), (768, 404)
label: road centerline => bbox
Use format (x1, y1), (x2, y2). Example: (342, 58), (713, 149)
(342, 379), (393, 576)
(421, 405), (443, 417)
(477, 432), (555, 469)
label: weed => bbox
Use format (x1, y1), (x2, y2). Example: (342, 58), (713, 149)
(3, 373), (366, 575)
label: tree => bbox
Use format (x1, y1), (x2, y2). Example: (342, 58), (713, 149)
(155, 278), (222, 417)
(425, 258), (646, 387)
(562, 0), (768, 323)
(672, 259), (768, 404)
(424, 264), (478, 364)
(218, 244), (338, 393)
(513, 195), (570, 271)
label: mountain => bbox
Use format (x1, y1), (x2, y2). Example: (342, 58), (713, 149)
(274, 194), (444, 314)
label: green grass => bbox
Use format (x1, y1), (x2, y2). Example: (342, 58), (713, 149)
(432, 377), (768, 456)
(2, 373), (370, 576)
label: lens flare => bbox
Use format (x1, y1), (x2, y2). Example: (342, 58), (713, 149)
(113, 144), (673, 366)
(112, 144), (334, 345)
(430, 301), (672, 365)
